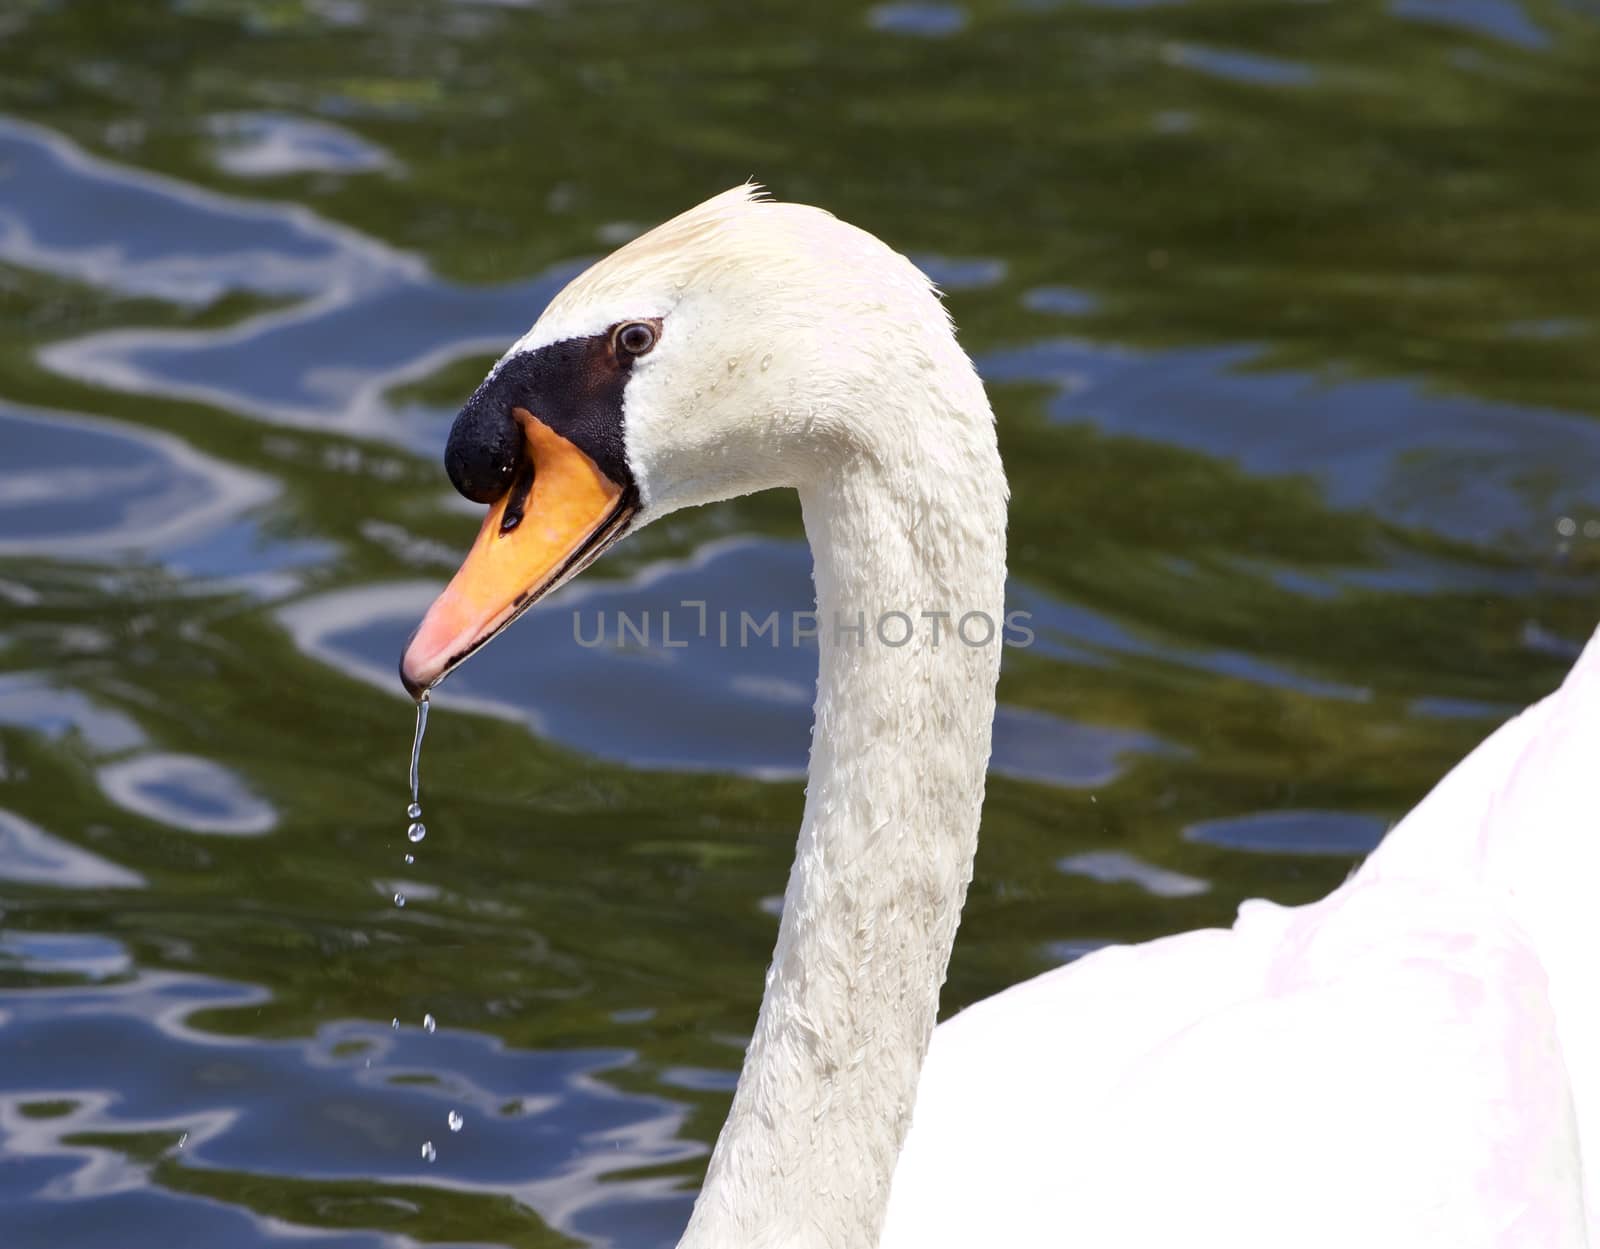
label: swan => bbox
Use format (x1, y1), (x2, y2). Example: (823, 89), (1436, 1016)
(398, 186), (1598, 1249)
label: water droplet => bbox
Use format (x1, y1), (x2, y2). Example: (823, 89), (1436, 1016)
(407, 822), (426, 844)
(760, 353), (773, 372)
(448, 1110), (464, 1132)
(420, 1140), (436, 1163)
(404, 853), (414, 865)
(393, 892), (406, 908)
(1557, 516), (1578, 538)
(423, 1013), (437, 1033)
(407, 802), (422, 820)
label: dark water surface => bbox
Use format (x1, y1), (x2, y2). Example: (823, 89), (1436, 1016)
(2, 1), (1599, 1245)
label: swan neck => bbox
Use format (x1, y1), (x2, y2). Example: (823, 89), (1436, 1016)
(680, 416), (1007, 1248)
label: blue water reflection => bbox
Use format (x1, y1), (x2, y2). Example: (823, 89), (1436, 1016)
(868, 3), (968, 36)
(0, 811), (144, 890)
(1391, 0), (1551, 48)
(96, 754), (277, 837)
(982, 337), (1600, 550)
(0, 117), (383, 306)
(207, 112), (396, 179)
(0, 402), (275, 559)
(0, 943), (697, 1249)
(1185, 809), (1390, 856)
(1, 119), (570, 446)
(281, 538), (1183, 784)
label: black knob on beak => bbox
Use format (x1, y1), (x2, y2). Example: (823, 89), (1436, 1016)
(444, 400), (522, 505)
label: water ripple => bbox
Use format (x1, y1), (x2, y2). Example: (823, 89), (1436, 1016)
(0, 402), (275, 559)
(0, 949), (697, 1248)
(1185, 809), (1390, 856)
(96, 754), (277, 838)
(982, 337), (1600, 551)
(2, 118), (574, 446)
(279, 538), (1183, 786)
(0, 811), (144, 890)
(207, 112), (397, 179)
(0, 116), (407, 306)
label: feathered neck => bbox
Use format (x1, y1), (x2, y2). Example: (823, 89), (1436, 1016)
(676, 351), (1008, 1249)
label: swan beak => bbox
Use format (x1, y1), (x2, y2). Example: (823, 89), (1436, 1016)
(399, 408), (633, 699)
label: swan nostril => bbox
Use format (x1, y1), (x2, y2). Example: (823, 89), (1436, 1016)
(444, 401), (521, 504)
(498, 459), (536, 534)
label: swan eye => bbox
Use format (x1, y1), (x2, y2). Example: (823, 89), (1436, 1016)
(616, 322), (656, 357)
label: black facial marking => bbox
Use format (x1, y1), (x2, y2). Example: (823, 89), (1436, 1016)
(444, 401), (522, 505)
(444, 320), (661, 506)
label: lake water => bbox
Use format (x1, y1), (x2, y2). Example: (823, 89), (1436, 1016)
(2, 1), (1598, 1245)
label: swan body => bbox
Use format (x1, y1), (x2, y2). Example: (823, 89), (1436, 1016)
(888, 645), (1600, 1247)
(400, 186), (1597, 1249)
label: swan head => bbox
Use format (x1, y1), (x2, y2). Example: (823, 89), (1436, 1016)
(400, 184), (983, 698)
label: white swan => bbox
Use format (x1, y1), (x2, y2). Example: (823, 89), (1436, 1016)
(399, 186), (1598, 1249)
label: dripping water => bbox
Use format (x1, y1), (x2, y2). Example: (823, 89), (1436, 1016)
(409, 693), (429, 812)
(398, 694), (427, 909)
(394, 696), (465, 1153)
(400, 693), (459, 1160)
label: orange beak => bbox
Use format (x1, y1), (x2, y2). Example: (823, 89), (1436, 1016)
(400, 408), (633, 698)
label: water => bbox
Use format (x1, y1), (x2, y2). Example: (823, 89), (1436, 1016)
(403, 700), (425, 925)
(2, 1), (1599, 1246)
(408, 696), (429, 815)
(403, 700), (432, 1160)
